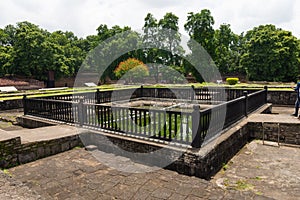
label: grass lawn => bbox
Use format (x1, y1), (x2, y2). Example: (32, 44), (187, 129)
(0, 84), (138, 101)
(0, 82), (295, 101)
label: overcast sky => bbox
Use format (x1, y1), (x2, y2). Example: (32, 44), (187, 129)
(1, 0), (299, 38)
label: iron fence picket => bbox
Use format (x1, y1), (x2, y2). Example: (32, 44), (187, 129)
(24, 87), (267, 147)
(247, 90), (267, 113)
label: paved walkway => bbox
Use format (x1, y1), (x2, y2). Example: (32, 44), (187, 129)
(248, 106), (300, 124)
(6, 148), (268, 200)
(0, 170), (42, 200)
(0, 107), (299, 199)
(0, 109), (80, 144)
(212, 140), (300, 200)
(4, 140), (299, 200)
(0, 124), (80, 144)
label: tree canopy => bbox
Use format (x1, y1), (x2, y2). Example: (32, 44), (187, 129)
(241, 25), (300, 81)
(0, 10), (299, 83)
(114, 58), (149, 83)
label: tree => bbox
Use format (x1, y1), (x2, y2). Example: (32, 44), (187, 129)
(0, 28), (13, 75)
(114, 58), (149, 83)
(12, 21), (49, 78)
(3, 24), (16, 46)
(158, 12), (183, 66)
(184, 9), (215, 57)
(184, 9), (216, 82)
(2, 22), (87, 80)
(214, 24), (239, 74)
(97, 24), (131, 42)
(82, 29), (141, 83)
(48, 30), (86, 77)
(142, 13), (160, 82)
(241, 25), (300, 81)
(142, 12), (184, 82)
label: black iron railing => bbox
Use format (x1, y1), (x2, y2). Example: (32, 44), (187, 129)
(24, 98), (76, 123)
(36, 86), (260, 103)
(24, 87), (267, 148)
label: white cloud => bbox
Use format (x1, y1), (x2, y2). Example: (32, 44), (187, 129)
(0, 0), (298, 38)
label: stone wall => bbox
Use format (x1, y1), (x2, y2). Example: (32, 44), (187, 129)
(80, 123), (250, 180)
(16, 116), (58, 128)
(267, 90), (296, 105)
(175, 124), (250, 179)
(248, 122), (300, 145)
(0, 137), (21, 168)
(0, 135), (82, 169)
(0, 99), (23, 110)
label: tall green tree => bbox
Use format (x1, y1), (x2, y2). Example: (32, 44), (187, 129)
(158, 12), (183, 66)
(12, 21), (49, 78)
(0, 28), (12, 75)
(214, 24), (239, 74)
(48, 30), (86, 77)
(184, 9), (216, 82)
(184, 9), (215, 57)
(3, 22), (86, 80)
(142, 13), (161, 82)
(241, 25), (300, 81)
(142, 12), (184, 82)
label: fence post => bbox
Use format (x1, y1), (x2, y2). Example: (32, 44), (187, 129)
(23, 95), (28, 115)
(191, 105), (202, 148)
(78, 97), (84, 126)
(140, 85), (144, 98)
(243, 91), (248, 117)
(191, 85), (195, 101)
(96, 89), (100, 104)
(264, 86), (268, 103)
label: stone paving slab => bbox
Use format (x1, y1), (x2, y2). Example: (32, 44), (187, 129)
(212, 140), (300, 200)
(0, 125), (80, 144)
(6, 148), (267, 200)
(248, 106), (300, 124)
(248, 114), (300, 123)
(0, 129), (18, 141)
(0, 170), (42, 200)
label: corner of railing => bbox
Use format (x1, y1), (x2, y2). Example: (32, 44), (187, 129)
(264, 85), (268, 103)
(96, 88), (100, 104)
(23, 94), (28, 115)
(191, 104), (202, 148)
(140, 85), (144, 98)
(243, 91), (248, 117)
(191, 85), (195, 101)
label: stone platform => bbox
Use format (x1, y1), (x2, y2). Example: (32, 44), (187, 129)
(4, 147), (271, 200)
(0, 106), (299, 199)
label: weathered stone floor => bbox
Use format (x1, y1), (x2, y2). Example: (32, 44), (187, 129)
(212, 140), (300, 200)
(2, 140), (299, 199)
(0, 107), (299, 199)
(0, 170), (42, 199)
(4, 148), (268, 200)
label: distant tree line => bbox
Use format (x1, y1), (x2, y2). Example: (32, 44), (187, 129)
(0, 9), (299, 82)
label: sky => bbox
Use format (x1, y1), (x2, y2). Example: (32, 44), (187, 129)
(0, 0), (300, 38)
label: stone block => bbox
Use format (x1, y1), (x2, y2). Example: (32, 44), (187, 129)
(18, 152), (36, 164)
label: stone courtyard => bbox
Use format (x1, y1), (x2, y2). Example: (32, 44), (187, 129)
(0, 139), (298, 199)
(0, 106), (299, 199)
(0, 147), (262, 199)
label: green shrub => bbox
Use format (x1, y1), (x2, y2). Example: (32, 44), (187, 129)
(226, 78), (239, 85)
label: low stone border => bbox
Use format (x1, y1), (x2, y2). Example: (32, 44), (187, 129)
(0, 135), (82, 169)
(1, 104), (299, 180)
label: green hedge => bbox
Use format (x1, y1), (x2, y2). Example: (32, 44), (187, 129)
(226, 78), (239, 85)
